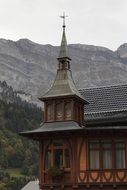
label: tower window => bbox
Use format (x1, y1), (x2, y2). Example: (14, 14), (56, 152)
(65, 102), (71, 120)
(47, 104), (53, 121)
(56, 103), (63, 121)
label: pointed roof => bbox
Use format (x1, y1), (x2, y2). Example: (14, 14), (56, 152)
(40, 69), (86, 102)
(39, 14), (87, 103)
(58, 26), (68, 58)
(58, 13), (69, 59)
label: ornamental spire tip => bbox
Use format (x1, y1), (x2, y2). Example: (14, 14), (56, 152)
(58, 12), (71, 61)
(60, 12), (68, 29)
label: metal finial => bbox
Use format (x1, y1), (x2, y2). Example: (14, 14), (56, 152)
(60, 12), (68, 29)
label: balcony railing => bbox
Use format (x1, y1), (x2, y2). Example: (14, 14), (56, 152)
(78, 169), (127, 184)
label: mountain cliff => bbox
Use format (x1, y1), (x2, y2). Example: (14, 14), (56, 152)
(0, 38), (127, 101)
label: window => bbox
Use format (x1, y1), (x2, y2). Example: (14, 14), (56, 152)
(89, 140), (126, 170)
(45, 140), (70, 169)
(75, 103), (79, 121)
(56, 103), (62, 121)
(54, 149), (63, 168)
(46, 150), (51, 169)
(115, 141), (125, 169)
(89, 141), (100, 169)
(47, 104), (53, 121)
(102, 141), (112, 169)
(65, 102), (71, 120)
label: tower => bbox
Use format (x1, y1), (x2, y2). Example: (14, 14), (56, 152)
(39, 14), (87, 126)
(21, 14), (88, 189)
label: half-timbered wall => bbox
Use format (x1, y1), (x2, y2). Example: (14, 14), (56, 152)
(77, 136), (127, 187)
(40, 134), (127, 190)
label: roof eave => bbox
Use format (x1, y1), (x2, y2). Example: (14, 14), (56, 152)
(19, 128), (84, 140)
(19, 124), (127, 141)
(39, 94), (88, 104)
(57, 57), (71, 61)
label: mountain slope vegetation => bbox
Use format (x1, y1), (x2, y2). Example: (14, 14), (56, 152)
(0, 81), (42, 189)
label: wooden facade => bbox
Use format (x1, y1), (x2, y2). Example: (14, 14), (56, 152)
(43, 98), (85, 125)
(37, 128), (127, 190)
(20, 19), (127, 189)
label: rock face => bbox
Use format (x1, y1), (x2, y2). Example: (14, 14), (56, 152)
(117, 43), (127, 59)
(0, 38), (127, 101)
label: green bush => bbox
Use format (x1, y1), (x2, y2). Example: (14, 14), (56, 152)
(48, 166), (64, 177)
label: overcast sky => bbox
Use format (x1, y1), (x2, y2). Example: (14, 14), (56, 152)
(0, 0), (127, 50)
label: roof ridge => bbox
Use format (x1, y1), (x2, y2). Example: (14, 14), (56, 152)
(79, 83), (127, 91)
(85, 109), (127, 115)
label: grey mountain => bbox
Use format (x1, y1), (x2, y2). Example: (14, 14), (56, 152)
(0, 38), (127, 102)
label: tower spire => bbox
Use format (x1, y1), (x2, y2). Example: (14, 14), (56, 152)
(38, 14), (86, 102)
(58, 13), (71, 70)
(58, 13), (70, 59)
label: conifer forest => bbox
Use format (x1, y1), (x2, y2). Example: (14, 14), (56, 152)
(0, 81), (42, 190)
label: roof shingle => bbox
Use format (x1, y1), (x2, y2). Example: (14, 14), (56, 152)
(80, 84), (127, 113)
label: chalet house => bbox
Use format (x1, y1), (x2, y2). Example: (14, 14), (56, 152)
(20, 17), (127, 190)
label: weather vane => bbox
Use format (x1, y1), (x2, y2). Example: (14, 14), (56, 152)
(60, 12), (68, 28)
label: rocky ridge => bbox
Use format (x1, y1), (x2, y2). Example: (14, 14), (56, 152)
(0, 38), (127, 102)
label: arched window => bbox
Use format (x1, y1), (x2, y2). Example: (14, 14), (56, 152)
(45, 140), (70, 170)
(65, 102), (71, 120)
